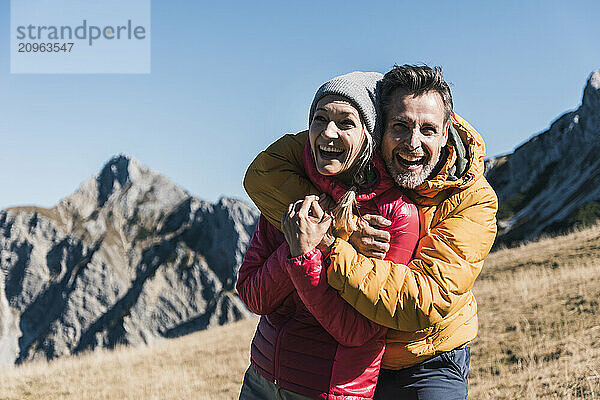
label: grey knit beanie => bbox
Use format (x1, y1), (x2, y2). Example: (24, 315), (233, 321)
(309, 71), (384, 146)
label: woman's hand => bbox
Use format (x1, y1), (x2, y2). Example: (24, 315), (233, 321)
(282, 195), (332, 258)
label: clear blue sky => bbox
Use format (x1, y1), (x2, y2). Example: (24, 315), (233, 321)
(0, 0), (598, 208)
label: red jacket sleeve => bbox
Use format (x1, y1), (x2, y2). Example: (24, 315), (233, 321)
(236, 215), (295, 315)
(285, 249), (386, 347)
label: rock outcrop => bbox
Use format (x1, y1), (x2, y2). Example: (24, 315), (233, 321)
(486, 70), (600, 244)
(0, 155), (259, 365)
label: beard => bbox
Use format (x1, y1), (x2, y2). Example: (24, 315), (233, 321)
(384, 150), (441, 189)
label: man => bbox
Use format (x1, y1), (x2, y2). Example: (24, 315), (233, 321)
(244, 65), (498, 399)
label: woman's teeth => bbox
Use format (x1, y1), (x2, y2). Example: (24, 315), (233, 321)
(319, 145), (344, 153)
(319, 144), (345, 158)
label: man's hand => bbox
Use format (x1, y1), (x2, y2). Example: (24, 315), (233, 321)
(282, 195), (332, 258)
(317, 231), (335, 255)
(317, 193), (335, 213)
(348, 214), (391, 259)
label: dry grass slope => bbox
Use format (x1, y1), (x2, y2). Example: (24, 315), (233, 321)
(0, 225), (599, 399)
(470, 225), (600, 399)
(0, 318), (258, 400)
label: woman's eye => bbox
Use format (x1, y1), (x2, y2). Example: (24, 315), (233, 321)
(339, 119), (355, 129)
(393, 123), (407, 131)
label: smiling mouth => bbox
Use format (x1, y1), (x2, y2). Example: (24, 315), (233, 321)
(318, 144), (345, 160)
(395, 153), (427, 170)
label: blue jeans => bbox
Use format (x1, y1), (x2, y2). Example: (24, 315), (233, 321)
(374, 347), (470, 400)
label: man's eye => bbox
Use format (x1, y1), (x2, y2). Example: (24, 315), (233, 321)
(393, 123), (408, 131)
(314, 115), (327, 123)
(422, 127), (436, 136)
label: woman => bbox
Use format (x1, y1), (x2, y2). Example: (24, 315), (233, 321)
(236, 72), (419, 400)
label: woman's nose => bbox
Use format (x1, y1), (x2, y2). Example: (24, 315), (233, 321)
(322, 121), (338, 139)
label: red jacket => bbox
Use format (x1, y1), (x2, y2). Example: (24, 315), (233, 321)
(237, 144), (419, 399)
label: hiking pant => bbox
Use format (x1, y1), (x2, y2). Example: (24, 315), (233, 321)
(239, 365), (315, 400)
(374, 347), (470, 400)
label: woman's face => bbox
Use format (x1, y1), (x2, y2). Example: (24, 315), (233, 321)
(309, 95), (366, 177)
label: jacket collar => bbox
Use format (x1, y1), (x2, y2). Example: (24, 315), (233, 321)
(302, 142), (396, 203)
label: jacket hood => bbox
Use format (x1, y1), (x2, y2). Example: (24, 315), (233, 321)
(408, 113), (487, 205)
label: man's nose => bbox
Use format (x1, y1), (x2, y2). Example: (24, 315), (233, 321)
(404, 129), (421, 150)
(322, 121), (339, 139)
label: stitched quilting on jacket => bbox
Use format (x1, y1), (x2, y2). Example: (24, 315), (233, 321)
(243, 113), (498, 370)
(237, 142), (419, 398)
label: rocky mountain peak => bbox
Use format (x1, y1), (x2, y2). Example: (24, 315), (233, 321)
(92, 154), (186, 207)
(97, 154), (135, 207)
(486, 70), (600, 244)
(0, 156), (259, 365)
(582, 70), (600, 114)
(59, 155), (188, 223)
(588, 70), (600, 89)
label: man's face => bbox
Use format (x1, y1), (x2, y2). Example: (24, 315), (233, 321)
(381, 89), (449, 189)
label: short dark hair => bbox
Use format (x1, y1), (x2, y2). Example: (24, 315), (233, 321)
(380, 64), (453, 125)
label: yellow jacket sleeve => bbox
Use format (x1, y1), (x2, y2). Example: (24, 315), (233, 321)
(327, 178), (498, 331)
(243, 131), (318, 230)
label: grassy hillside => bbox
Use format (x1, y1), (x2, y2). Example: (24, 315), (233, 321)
(470, 225), (600, 399)
(0, 318), (258, 400)
(0, 225), (599, 399)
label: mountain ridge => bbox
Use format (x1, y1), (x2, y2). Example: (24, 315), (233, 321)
(485, 70), (600, 244)
(0, 154), (259, 365)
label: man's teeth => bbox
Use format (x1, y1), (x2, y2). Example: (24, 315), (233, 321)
(397, 154), (424, 164)
(319, 145), (344, 153)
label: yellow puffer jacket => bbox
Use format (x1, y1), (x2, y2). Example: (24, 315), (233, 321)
(243, 113), (498, 370)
